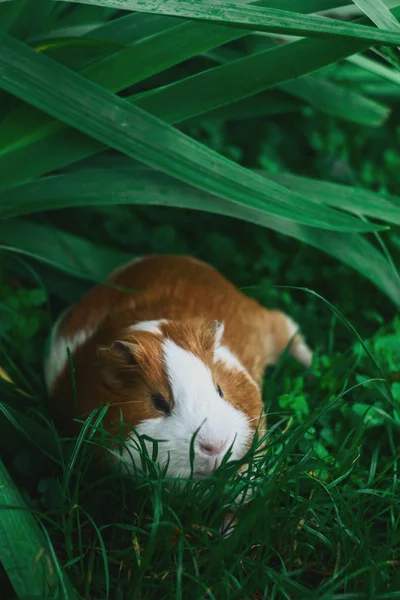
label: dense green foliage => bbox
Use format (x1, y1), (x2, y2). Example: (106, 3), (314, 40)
(1, 1), (400, 598)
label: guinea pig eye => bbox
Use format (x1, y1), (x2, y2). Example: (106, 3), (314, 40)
(217, 384), (224, 398)
(151, 395), (171, 415)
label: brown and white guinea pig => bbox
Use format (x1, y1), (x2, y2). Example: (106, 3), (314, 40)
(44, 255), (312, 481)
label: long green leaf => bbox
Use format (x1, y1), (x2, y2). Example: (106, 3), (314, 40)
(348, 53), (400, 86)
(280, 76), (388, 126)
(0, 219), (130, 281)
(353, 0), (400, 32)
(1, 0), (52, 39)
(132, 37), (380, 124)
(0, 0), (27, 32)
(0, 31), (382, 234)
(34, 0), (349, 44)
(202, 44), (389, 126)
(263, 171), (400, 225)
(0, 168), (398, 305)
(0, 459), (80, 599)
(0, 400), (60, 459)
(187, 89), (300, 120)
(58, 0), (400, 46)
(35, 13), (183, 73)
(3, 165), (400, 226)
(184, 44), (390, 127)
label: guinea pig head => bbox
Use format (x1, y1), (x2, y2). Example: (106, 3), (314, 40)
(97, 319), (264, 480)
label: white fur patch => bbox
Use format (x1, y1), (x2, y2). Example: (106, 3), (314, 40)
(284, 315), (313, 368)
(215, 345), (244, 372)
(129, 319), (166, 335)
(215, 345), (259, 389)
(119, 339), (251, 480)
(44, 325), (96, 392)
(213, 321), (225, 350)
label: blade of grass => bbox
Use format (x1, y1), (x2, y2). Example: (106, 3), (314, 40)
(348, 53), (400, 85)
(280, 286), (394, 398)
(279, 75), (389, 126)
(57, 0), (400, 46)
(0, 31), (381, 234)
(353, 0), (400, 32)
(0, 459), (80, 599)
(32, 0), (349, 44)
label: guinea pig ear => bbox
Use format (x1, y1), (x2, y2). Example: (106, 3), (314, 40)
(208, 320), (225, 350)
(97, 340), (137, 388)
(108, 340), (137, 365)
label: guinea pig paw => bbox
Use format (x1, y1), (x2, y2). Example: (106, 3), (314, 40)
(220, 512), (238, 538)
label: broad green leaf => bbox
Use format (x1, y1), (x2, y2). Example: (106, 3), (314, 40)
(279, 75), (388, 126)
(76, 10), (177, 44)
(0, 459), (80, 599)
(58, 0), (400, 46)
(0, 219), (130, 281)
(50, 0), (117, 28)
(347, 53), (400, 86)
(3, 165), (400, 226)
(353, 0), (400, 32)
(186, 89), (300, 121)
(131, 37), (378, 124)
(5, 0), (53, 40)
(0, 31), (382, 234)
(0, 399), (60, 459)
(0, 168), (398, 305)
(36, 0), (345, 45)
(0, 0), (27, 32)
(32, 1), (348, 44)
(202, 44), (389, 126)
(264, 172), (400, 224)
(33, 13), (182, 72)
(81, 20), (246, 93)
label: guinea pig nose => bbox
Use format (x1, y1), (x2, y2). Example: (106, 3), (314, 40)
(199, 440), (227, 456)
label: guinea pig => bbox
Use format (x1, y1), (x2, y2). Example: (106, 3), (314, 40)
(44, 255), (312, 481)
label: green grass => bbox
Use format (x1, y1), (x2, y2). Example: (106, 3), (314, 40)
(1, 0), (400, 598)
